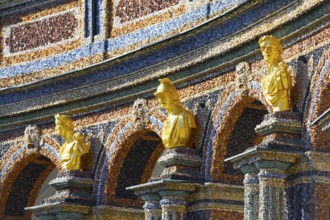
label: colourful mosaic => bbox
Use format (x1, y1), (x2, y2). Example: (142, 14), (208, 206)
(0, 0), (329, 219)
(116, 0), (179, 23)
(5, 11), (78, 53)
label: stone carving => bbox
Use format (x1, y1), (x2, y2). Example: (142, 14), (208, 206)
(131, 98), (149, 129)
(55, 114), (89, 171)
(24, 125), (41, 149)
(235, 62), (252, 97)
(154, 78), (196, 149)
(259, 35), (292, 112)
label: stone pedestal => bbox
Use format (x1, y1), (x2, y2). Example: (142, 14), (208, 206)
(156, 148), (202, 182)
(226, 112), (302, 220)
(255, 112), (302, 150)
(44, 171), (94, 205)
(25, 171), (94, 220)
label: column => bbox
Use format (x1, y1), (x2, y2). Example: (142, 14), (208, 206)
(255, 160), (290, 220)
(142, 194), (162, 220)
(159, 190), (188, 220)
(240, 165), (259, 220)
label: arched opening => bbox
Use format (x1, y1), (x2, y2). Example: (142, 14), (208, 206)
(223, 100), (268, 176)
(98, 124), (164, 208)
(2, 155), (57, 219)
(208, 92), (268, 183)
(115, 131), (163, 201)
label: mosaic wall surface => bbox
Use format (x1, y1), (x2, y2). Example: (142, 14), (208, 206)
(1, 0), (326, 89)
(0, 0), (329, 219)
(5, 11), (78, 53)
(115, 0), (179, 23)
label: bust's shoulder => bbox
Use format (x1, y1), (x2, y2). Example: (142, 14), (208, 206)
(278, 61), (288, 70)
(179, 107), (194, 118)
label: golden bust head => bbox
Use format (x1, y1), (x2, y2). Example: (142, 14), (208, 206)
(154, 78), (180, 110)
(54, 114), (89, 170)
(258, 35), (283, 64)
(258, 35), (292, 112)
(154, 78), (197, 149)
(55, 114), (74, 137)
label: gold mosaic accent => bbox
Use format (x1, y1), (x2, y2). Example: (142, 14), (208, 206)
(314, 183), (330, 219)
(259, 178), (286, 188)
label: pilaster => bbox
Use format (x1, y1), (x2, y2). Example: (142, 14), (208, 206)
(240, 165), (259, 220)
(226, 112), (302, 220)
(159, 190), (188, 220)
(142, 194), (162, 220)
(255, 161), (290, 220)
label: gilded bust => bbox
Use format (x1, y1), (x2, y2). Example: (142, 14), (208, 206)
(154, 78), (196, 149)
(259, 35), (292, 112)
(55, 114), (89, 171)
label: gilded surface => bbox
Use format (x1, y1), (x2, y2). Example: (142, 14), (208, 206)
(259, 35), (292, 112)
(154, 78), (197, 149)
(55, 114), (89, 171)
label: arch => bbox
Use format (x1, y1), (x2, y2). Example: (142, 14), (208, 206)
(94, 109), (165, 206)
(204, 84), (269, 182)
(304, 48), (330, 150)
(0, 137), (61, 219)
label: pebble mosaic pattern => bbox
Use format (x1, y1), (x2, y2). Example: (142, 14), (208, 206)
(1, 0), (316, 86)
(116, 0), (179, 23)
(0, 0), (329, 219)
(5, 11), (78, 53)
